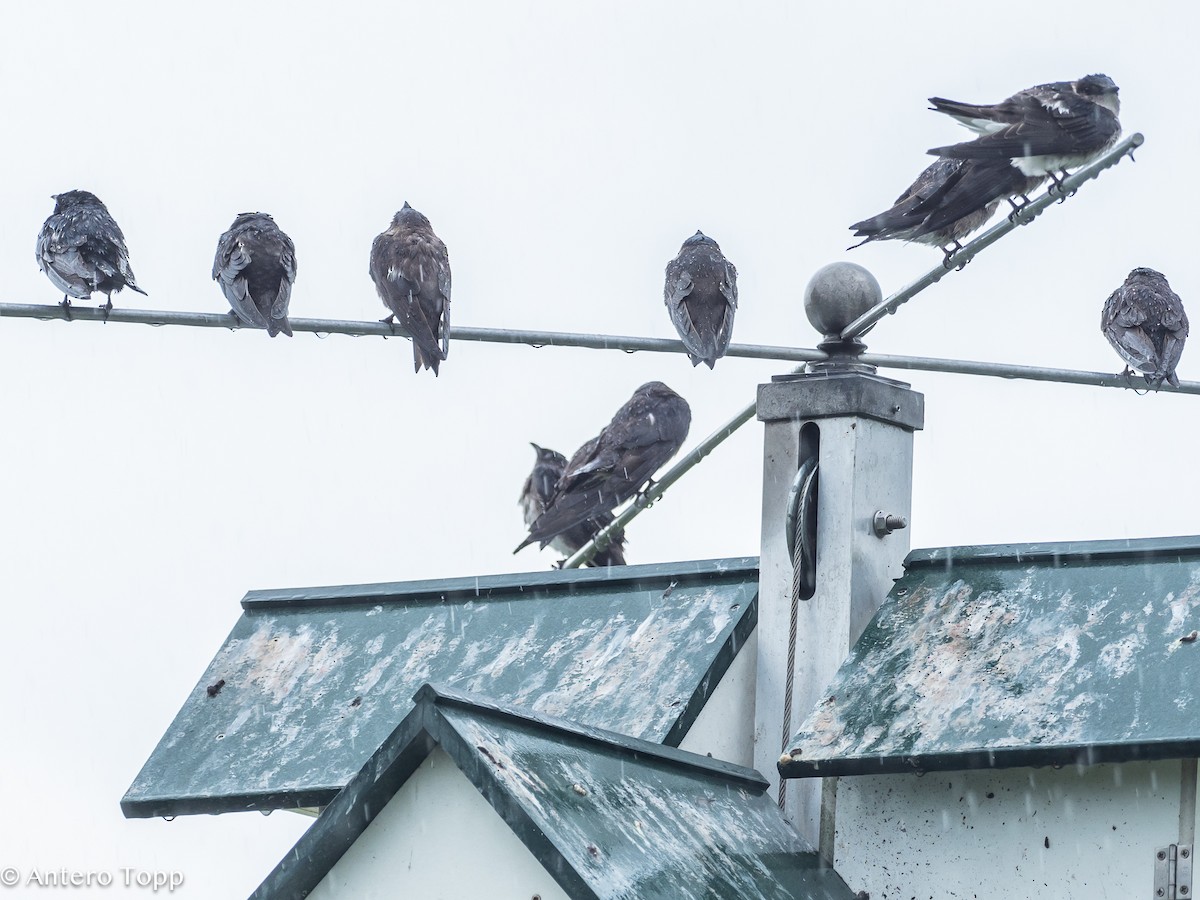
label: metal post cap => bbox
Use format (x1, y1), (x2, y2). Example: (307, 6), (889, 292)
(803, 262), (882, 339)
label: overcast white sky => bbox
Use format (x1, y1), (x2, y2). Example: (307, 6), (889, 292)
(2, 0), (1198, 895)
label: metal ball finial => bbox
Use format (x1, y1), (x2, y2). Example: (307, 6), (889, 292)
(803, 262), (882, 339)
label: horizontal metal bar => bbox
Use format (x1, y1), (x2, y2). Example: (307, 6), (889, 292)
(3, 298), (1195, 394)
(839, 132), (1146, 341)
(0, 302), (416, 337)
(860, 350), (1200, 395)
(0, 301), (821, 359)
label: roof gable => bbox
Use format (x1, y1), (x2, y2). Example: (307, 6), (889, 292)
(782, 535), (1200, 777)
(253, 684), (857, 900)
(123, 558), (757, 817)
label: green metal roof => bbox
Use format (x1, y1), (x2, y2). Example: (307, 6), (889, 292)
(252, 684), (857, 900)
(123, 558), (757, 817)
(781, 535), (1200, 778)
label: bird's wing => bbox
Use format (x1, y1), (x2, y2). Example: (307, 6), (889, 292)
(570, 399), (687, 492)
(435, 254), (452, 359)
(213, 234), (268, 327)
(1161, 332), (1186, 387)
(850, 159), (966, 241)
(721, 259), (738, 310)
(37, 217), (98, 294)
(269, 234), (297, 327)
(706, 260), (738, 363)
(929, 98), (1120, 160)
(664, 265), (702, 360)
(269, 276), (293, 330)
(1104, 322), (1158, 373)
(919, 162), (1032, 233)
(928, 83), (1076, 130)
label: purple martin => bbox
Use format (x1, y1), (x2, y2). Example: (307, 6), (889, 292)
(927, 74), (1121, 184)
(519, 443), (627, 567)
(1102, 268), (1188, 388)
(515, 382), (691, 553)
(664, 231), (738, 369)
(369, 202), (451, 375)
(212, 213), (296, 337)
(850, 158), (1046, 259)
(36, 190), (147, 319)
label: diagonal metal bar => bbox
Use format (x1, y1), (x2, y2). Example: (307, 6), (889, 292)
(839, 132), (1145, 341)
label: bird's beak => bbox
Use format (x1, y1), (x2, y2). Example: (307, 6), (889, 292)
(530, 442), (542, 453)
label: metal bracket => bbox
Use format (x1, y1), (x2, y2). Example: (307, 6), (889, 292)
(1155, 844), (1193, 899)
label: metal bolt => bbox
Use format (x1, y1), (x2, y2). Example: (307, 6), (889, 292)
(1159, 851), (1168, 860)
(1158, 890), (1166, 898)
(873, 511), (909, 537)
(1183, 848), (1191, 858)
(1181, 887), (1189, 896)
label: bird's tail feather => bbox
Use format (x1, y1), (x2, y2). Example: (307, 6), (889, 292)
(268, 317), (294, 338)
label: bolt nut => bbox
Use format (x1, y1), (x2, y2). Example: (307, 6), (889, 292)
(873, 511), (909, 537)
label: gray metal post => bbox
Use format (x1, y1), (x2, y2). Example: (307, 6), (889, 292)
(753, 263), (924, 851)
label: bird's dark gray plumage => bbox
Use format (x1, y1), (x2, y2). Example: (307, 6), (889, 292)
(212, 212), (296, 337)
(1102, 268), (1188, 388)
(519, 443), (627, 567)
(369, 202), (451, 375)
(664, 231), (738, 369)
(515, 382), (691, 553)
(850, 158), (1046, 255)
(927, 74), (1122, 178)
(36, 190), (147, 317)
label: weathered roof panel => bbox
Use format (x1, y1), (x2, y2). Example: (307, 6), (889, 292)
(782, 535), (1200, 778)
(123, 558), (757, 817)
(252, 684), (858, 900)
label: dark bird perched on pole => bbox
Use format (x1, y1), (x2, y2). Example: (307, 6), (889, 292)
(664, 231), (738, 368)
(36, 190), (147, 319)
(515, 382), (691, 554)
(1102, 268), (1188, 389)
(849, 158), (1045, 260)
(927, 74), (1121, 187)
(212, 213), (296, 337)
(369, 202), (452, 375)
(519, 443), (627, 567)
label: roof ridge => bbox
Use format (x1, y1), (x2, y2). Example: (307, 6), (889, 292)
(241, 556), (760, 609)
(418, 682), (769, 792)
(906, 534), (1200, 569)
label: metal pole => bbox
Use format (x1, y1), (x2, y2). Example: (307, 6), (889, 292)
(839, 132), (1146, 341)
